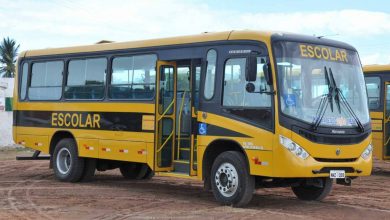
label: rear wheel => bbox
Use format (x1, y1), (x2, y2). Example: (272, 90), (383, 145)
(80, 158), (96, 182)
(143, 167), (154, 180)
(53, 138), (85, 182)
(210, 151), (255, 207)
(120, 163), (152, 180)
(292, 178), (333, 201)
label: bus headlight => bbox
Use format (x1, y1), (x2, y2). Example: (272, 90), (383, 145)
(279, 135), (309, 160)
(361, 143), (373, 160)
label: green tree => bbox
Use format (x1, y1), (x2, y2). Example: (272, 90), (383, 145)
(0, 37), (19, 78)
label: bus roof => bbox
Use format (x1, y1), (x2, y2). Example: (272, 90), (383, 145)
(21, 30), (356, 58)
(363, 64), (390, 73)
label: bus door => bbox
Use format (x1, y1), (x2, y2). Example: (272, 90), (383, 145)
(190, 59), (202, 175)
(173, 59), (201, 175)
(155, 61), (177, 171)
(384, 82), (390, 159)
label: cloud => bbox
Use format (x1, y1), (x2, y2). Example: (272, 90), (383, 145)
(0, 0), (389, 64)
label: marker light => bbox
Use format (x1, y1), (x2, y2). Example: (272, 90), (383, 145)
(361, 143), (373, 160)
(279, 135), (309, 160)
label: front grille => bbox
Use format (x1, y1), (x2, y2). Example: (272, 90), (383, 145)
(298, 129), (369, 145)
(314, 158), (357, 163)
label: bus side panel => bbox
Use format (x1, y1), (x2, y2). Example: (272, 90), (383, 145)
(370, 111), (385, 160)
(99, 139), (147, 163)
(372, 132), (383, 160)
(15, 134), (49, 153)
(78, 138), (99, 158)
(197, 112), (274, 177)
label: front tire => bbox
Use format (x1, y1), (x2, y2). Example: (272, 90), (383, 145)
(210, 151), (255, 207)
(292, 178), (333, 201)
(53, 138), (85, 182)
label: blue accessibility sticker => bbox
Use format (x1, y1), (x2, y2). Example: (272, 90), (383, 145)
(198, 123), (207, 135)
(284, 94), (296, 107)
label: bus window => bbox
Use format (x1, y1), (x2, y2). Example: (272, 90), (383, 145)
(365, 76), (381, 110)
(20, 63), (28, 100)
(177, 67), (190, 92)
(223, 57), (271, 107)
(222, 57), (272, 128)
(204, 49), (217, 100)
(65, 58), (107, 100)
(110, 54), (157, 100)
(29, 61), (63, 100)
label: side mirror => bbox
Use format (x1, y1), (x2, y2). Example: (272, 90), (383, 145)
(245, 82), (255, 93)
(246, 54), (257, 82)
(263, 62), (272, 85)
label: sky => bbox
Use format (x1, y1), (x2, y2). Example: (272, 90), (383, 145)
(0, 0), (389, 65)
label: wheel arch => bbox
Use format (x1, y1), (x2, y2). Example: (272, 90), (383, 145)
(202, 138), (249, 188)
(49, 130), (76, 155)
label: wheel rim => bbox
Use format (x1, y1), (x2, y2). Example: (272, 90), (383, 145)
(215, 162), (238, 197)
(56, 148), (72, 175)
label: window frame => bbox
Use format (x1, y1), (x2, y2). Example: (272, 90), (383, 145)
(108, 53), (157, 101)
(365, 75), (382, 111)
(221, 56), (273, 110)
(19, 62), (29, 101)
(28, 60), (65, 101)
(64, 57), (108, 101)
(203, 49), (218, 101)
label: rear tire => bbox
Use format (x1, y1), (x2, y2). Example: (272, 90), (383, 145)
(53, 138), (85, 182)
(143, 167), (154, 180)
(135, 164), (149, 180)
(120, 163), (154, 180)
(210, 151), (255, 207)
(80, 158), (96, 182)
(292, 178), (333, 201)
(119, 163), (141, 179)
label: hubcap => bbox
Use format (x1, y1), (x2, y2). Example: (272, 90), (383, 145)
(215, 162), (238, 197)
(57, 148), (72, 175)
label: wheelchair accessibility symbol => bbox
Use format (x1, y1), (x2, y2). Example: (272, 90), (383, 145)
(198, 123), (207, 135)
(284, 94), (296, 107)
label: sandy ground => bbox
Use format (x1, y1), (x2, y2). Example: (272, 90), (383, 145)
(0, 150), (389, 220)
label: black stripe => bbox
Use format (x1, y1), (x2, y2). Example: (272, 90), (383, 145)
(14, 110), (153, 132)
(201, 123), (251, 138)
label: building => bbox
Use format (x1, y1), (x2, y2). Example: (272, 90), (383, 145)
(0, 78), (15, 147)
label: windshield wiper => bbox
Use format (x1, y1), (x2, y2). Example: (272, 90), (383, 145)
(312, 67), (334, 130)
(328, 68), (365, 132)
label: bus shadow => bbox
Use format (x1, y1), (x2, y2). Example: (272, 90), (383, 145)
(372, 168), (390, 176)
(84, 173), (340, 211)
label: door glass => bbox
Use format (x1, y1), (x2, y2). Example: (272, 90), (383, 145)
(365, 77), (381, 110)
(194, 66), (201, 112)
(159, 118), (173, 167)
(160, 66), (174, 115)
(386, 84), (390, 157)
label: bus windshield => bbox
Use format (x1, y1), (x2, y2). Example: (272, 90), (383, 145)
(274, 41), (370, 128)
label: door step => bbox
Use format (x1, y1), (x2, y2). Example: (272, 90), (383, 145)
(173, 160), (190, 173)
(156, 171), (198, 180)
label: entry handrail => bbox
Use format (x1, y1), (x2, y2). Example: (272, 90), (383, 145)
(158, 99), (174, 121)
(157, 131), (174, 153)
(177, 91), (187, 159)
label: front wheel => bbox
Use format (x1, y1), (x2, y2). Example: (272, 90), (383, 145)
(210, 151), (255, 207)
(292, 178), (333, 201)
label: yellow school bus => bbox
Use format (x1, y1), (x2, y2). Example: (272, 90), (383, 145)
(364, 64), (390, 160)
(13, 30), (372, 207)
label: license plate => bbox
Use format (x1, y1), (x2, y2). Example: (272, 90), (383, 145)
(330, 170), (345, 179)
